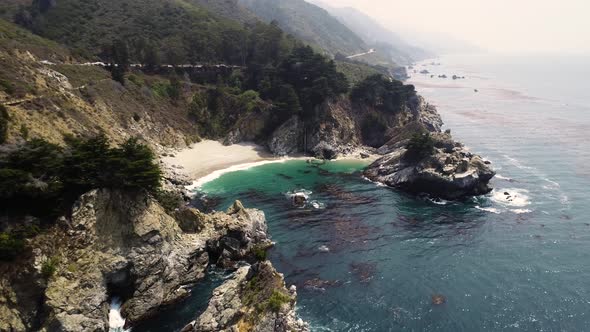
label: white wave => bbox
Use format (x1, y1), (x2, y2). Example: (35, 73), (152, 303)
(495, 174), (513, 181)
(502, 154), (535, 171)
(511, 209), (532, 214)
(543, 178), (560, 188)
(427, 197), (450, 205)
(491, 188), (531, 207)
(361, 176), (387, 187)
(108, 298), (131, 332)
(318, 245), (330, 252)
(475, 205), (502, 214)
(310, 200), (325, 210)
(186, 159), (291, 192)
(285, 189), (313, 200)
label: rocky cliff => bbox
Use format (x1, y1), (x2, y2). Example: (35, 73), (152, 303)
(186, 262), (308, 332)
(0, 190), (304, 331)
(365, 130), (495, 200)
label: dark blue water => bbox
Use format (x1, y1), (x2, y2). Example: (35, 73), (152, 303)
(149, 55), (590, 331)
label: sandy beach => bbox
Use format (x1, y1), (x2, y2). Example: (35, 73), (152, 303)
(162, 140), (278, 179)
(162, 140), (378, 190)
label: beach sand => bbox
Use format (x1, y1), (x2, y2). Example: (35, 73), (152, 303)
(162, 140), (276, 179)
(163, 140), (378, 189)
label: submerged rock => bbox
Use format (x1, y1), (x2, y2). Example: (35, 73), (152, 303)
(431, 294), (446, 305)
(365, 132), (495, 200)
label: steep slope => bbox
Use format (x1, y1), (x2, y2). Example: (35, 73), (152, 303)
(238, 0), (366, 56)
(0, 19), (202, 149)
(15, 0), (253, 64)
(308, 1), (432, 64)
(186, 0), (258, 24)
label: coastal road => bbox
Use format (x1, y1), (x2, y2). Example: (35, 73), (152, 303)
(346, 48), (376, 59)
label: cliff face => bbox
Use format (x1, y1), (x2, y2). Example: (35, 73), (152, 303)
(365, 132), (495, 199)
(189, 262), (308, 332)
(264, 94), (443, 160)
(0, 190), (300, 331)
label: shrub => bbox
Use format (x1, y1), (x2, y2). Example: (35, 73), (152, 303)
(188, 92), (207, 119)
(406, 132), (435, 160)
(19, 124), (29, 140)
(127, 74), (143, 86)
(154, 189), (184, 213)
(0, 79), (16, 95)
(151, 82), (170, 98)
(267, 290), (291, 313)
(251, 245), (267, 261)
(0, 232), (25, 261)
(167, 76), (182, 101)
(41, 256), (59, 278)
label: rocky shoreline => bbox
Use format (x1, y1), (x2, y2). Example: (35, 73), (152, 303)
(0, 85), (494, 331)
(0, 188), (308, 332)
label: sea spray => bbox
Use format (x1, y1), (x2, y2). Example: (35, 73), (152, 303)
(109, 298), (130, 332)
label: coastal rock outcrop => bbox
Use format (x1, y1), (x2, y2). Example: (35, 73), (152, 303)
(365, 132), (495, 199)
(0, 190), (278, 331)
(189, 261), (309, 332)
(268, 116), (303, 156)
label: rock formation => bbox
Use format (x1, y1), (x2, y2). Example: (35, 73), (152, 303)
(188, 262), (308, 332)
(365, 131), (495, 199)
(0, 190), (298, 331)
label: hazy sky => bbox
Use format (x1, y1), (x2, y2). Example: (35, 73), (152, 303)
(320, 0), (590, 54)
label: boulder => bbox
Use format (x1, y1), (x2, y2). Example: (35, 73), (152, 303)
(174, 207), (207, 233)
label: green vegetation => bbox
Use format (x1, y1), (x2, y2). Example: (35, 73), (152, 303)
(274, 45), (348, 118)
(251, 245), (268, 261)
(240, 0), (366, 56)
(351, 74), (416, 113)
(0, 18), (69, 60)
(0, 134), (161, 217)
(267, 290), (291, 313)
(41, 256), (59, 278)
(154, 189), (185, 214)
(0, 222), (40, 261)
(406, 132), (435, 160)
(335, 61), (382, 88)
(52, 65), (110, 87)
(190, 86), (267, 138)
(361, 113), (388, 148)
(0, 232), (24, 261)
(0, 105), (8, 144)
(19, 0), (260, 65)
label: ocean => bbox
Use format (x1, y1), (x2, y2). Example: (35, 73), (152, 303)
(136, 54), (590, 331)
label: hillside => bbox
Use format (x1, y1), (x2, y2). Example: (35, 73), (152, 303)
(308, 1), (432, 64)
(186, 0), (258, 24)
(13, 0), (262, 64)
(239, 0), (366, 57)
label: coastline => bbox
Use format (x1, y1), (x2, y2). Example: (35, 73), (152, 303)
(162, 140), (379, 190)
(162, 140), (276, 180)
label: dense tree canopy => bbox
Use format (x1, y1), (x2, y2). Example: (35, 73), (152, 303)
(351, 74), (415, 113)
(0, 135), (161, 217)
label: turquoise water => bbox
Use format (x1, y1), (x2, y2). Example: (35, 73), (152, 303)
(145, 55), (590, 331)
